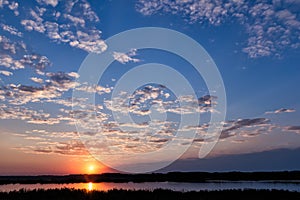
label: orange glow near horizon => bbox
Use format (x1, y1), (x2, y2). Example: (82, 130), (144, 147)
(84, 163), (109, 174)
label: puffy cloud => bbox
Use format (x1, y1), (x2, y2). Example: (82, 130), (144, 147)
(36, 0), (59, 7)
(105, 85), (218, 116)
(75, 83), (112, 95)
(0, 0), (19, 15)
(0, 35), (26, 55)
(136, 0), (300, 58)
(46, 71), (79, 91)
(21, 19), (46, 33)
(113, 49), (140, 64)
(0, 24), (23, 37)
(30, 77), (44, 84)
(0, 71), (78, 105)
(20, 0), (106, 53)
(63, 14), (85, 27)
(0, 104), (51, 122)
(0, 35), (51, 72)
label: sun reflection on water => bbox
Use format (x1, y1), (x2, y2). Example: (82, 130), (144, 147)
(88, 182), (93, 191)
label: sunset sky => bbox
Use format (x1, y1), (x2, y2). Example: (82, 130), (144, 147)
(0, 0), (300, 175)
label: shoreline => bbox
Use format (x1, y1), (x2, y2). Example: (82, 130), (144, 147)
(1, 171), (300, 185)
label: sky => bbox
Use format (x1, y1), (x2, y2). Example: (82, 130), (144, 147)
(0, 0), (300, 175)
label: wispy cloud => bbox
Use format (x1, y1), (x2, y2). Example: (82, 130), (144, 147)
(283, 126), (300, 134)
(265, 108), (296, 114)
(0, 70), (13, 76)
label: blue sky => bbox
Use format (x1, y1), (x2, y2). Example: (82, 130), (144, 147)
(0, 0), (300, 174)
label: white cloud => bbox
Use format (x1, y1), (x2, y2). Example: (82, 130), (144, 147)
(0, 1), (19, 15)
(136, 0), (300, 58)
(21, 19), (46, 33)
(20, 0), (107, 53)
(0, 70), (13, 76)
(30, 77), (44, 83)
(63, 14), (85, 27)
(36, 0), (59, 7)
(0, 24), (23, 37)
(0, 55), (25, 70)
(113, 49), (140, 64)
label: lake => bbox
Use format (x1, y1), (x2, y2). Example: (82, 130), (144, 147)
(0, 181), (299, 192)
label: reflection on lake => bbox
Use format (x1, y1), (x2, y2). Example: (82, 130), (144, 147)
(0, 181), (299, 192)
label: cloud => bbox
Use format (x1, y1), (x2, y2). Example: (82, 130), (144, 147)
(0, 70), (13, 76)
(220, 118), (270, 139)
(15, 140), (88, 156)
(0, 23), (23, 37)
(2, 84), (58, 105)
(36, 0), (59, 7)
(113, 49), (140, 64)
(0, 71), (78, 105)
(105, 85), (218, 117)
(46, 71), (79, 91)
(20, 0), (107, 53)
(265, 108), (296, 114)
(0, 104), (51, 122)
(75, 83), (112, 95)
(0, 0), (19, 16)
(136, 0), (300, 58)
(283, 126), (300, 134)
(0, 35), (51, 72)
(30, 77), (44, 84)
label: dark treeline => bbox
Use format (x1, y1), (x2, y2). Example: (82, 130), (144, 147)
(0, 188), (300, 200)
(1, 171), (300, 184)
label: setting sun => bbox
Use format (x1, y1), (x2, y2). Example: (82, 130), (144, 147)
(87, 165), (95, 174)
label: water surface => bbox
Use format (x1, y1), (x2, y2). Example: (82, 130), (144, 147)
(0, 181), (299, 192)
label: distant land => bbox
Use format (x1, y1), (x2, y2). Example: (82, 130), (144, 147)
(0, 171), (300, 184)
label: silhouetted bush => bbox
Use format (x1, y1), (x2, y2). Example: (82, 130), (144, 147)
(0, 188), (299, 200)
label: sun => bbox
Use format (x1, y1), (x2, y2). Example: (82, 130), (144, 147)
(88, 165), (95, 173)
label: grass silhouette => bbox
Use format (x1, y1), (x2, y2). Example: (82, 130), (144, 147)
(0, 188), (299, 200)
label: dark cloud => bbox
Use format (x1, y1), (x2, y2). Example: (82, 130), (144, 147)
(287, 126), (300, 131)
(220, 118), (270, 139)
(150, 138), (169, 143)
(47, 72), (73, 85)
(21, 54), (51, 71)
(18, 85), (44, 93)
(198, 95), (217, 107)
(284, 126), (300, 134)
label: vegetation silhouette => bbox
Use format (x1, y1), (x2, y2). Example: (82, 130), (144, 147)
(0, 188), (299, 200)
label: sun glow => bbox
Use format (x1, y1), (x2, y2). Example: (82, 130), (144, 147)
(88, 165), (95, 173)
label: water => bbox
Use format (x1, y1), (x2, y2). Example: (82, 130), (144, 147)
(0, 181), (299, 192)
